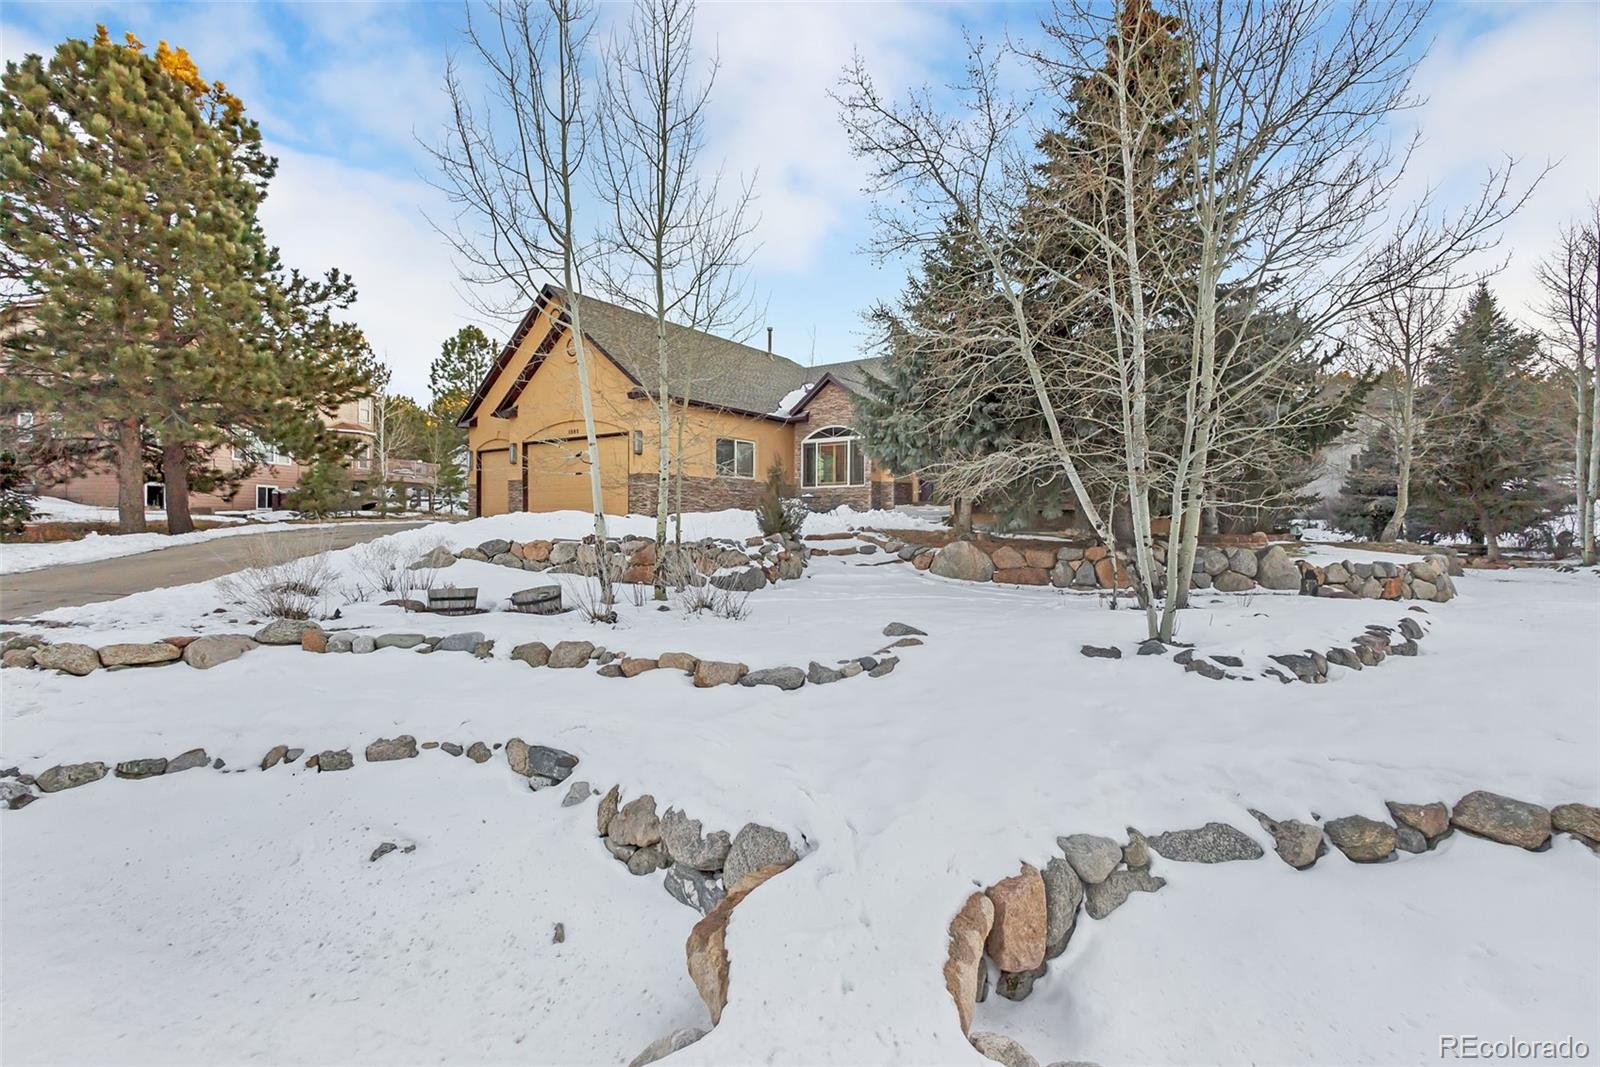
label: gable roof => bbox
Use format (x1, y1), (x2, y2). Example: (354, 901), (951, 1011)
(458, 285), (884, 426)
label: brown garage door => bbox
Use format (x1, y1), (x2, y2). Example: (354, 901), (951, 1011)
(525, 434), (628, 514)
(476, 448), (513, 517)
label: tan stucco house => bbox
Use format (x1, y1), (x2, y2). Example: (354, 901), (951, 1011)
(459, 286), (918, 517)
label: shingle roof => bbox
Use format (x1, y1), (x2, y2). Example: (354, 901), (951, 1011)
(462, 286), (885, 424)
(569, 290), (815, 417)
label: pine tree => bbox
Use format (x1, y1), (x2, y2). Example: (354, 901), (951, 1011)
(1332, 428), (1401, 541)
(430, 326), (497, 417)
(0, 28), (374, 534)
(1418, 286), (1564, 559)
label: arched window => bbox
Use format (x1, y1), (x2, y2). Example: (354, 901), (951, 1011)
(801, 425), (866, 488)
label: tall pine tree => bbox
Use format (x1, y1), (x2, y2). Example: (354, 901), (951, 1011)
(1418, 285), (1563, 559)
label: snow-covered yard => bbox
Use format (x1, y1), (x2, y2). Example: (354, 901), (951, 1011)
(2, 511), (1596, 1065)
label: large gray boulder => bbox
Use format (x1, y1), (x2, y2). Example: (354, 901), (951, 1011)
(1147, 822), (1264, 863)
(1083, 868), (1165, 919)
(930, 541), (995, 583)
(1451, 791), (1551, 850)
(436, 632), (486, 653)
(1254, 546), (1300, 590)
(35, 761), (107, 793)
(740, 666), (806, 690)
(365, 736), (418, 762)
(662, 864), (726, 915)
(477, 538), (512, 557)
(722, 823), (797, 890)
(1194, 546), (1230, 576)
(661, 808), (732, 871)
(182, 635), (257, 670)
(526, 745), (578, 782)
(1224, 547), (1258, 578)
(1041, 856), (1083, 959)
(710, 567), (767, 592)
(1212, 570), (1255, 593)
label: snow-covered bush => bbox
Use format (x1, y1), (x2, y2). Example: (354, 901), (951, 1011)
(215, 535), (338, 620)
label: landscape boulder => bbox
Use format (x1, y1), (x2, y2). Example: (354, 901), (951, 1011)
(609, 794), (664, 848)
(969, 1031), (1041, 1067)
(984, 863), (1047, 973)
(35, 762), (107, 793)
(1249, 809), (1326, 869)
(1147, 822), (1264, 863)
(722, 823), (797, 892)
(166, 748), (209, 773)
(1056, 833), (1121, 885)
(1083, 867), (1165, 919)
(882, 622), (927, 637)
(114, 758), (168, 780)
(685, 861), (788, 1026)
(1450, 791), (1551, 850)
(511, 641), (551, 668)
(181, 635), (257, 670)
(1254, 545), (1300, 590)
(407, 545), (457, 570)
(663, 864), (726, 915)
(740, 666), (806, 690)
(254, 619), (320, 645)
(33, 643), (100, 676)
(1552, 803), (1600, 844)
(1323, 815), (1397, 863)
(943, 891), (995, 1036)
(931, 541), (995, 583)
(1386, 801), (1450, 842)
(97, 642), (182, 668)
(661, 808), (732, 871)
(692, 660), (748, 688)
(365, 736), (418, 762)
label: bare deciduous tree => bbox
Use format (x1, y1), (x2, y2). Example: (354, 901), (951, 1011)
(1535, 202), (1600, 565)
(593, 0), (759, 599)
(432, 0), (615, 611)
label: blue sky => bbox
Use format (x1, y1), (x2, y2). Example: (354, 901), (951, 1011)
(3, 1), (1596, 400)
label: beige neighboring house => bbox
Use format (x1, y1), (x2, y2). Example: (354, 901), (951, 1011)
(1, 301), (437, 514)
(459, 285), (922, 518)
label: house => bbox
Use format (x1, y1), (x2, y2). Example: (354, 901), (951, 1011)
(458, 286), (920, 517)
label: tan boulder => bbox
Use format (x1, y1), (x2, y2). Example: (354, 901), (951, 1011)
(1083, 545), (1108, 561)
(1022, 547), (1056, 570)
(658, 651), (699, 673)
(302, 628), (328, 653)
(622, 564), (655, 585)
(1552, 803), (1600, 844)
(609, 794), (663, 847)
(990, 545), (1027, 570)
(984, 863), (1046, 973)
(684, 861), (788, 1025)
(620, 657), (660, 678)
(1386, 801), (1449, 841)
(943, 891), (994, 1035)
(522, 539), (552, 563)
(1093, 557), (1130, 588)
(692, 660), (748, 688)
(993, 567), (1049, 586)
(97, 642), (181, 667)
(912, 552), (935, 571)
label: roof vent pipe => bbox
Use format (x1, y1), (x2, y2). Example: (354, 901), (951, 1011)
(767, 326), (773, 354)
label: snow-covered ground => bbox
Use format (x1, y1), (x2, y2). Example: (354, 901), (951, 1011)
(3, 510), (1596, 1065)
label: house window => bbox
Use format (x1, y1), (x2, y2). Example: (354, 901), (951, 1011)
(357, 398), (374, 424)
(256, 485), (283, 510)
(144, 481), (166, 509)
(508, 442), (519, 465)
(715, 438), (755, 479)
(801, 426), (865, 488)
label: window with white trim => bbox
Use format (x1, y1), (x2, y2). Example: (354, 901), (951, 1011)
(714, 437), (755, 479)
(801, 426), (865, 488)
(256, 485), (283, 510)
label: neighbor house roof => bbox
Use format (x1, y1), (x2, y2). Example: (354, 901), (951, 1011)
(459, 285), (884, 426)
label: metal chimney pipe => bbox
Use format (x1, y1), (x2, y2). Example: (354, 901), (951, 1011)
(767, 326), (773, 354)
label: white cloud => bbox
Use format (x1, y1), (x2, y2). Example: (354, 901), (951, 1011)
(691, 2), (958, 275)
(259, 144), (483, 400)
(1401, 3), (1600, 325)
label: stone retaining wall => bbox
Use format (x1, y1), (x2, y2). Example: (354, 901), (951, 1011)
(412, 531), (808, 590)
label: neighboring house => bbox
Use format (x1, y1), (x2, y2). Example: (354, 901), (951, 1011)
(458, 286), (920, 517)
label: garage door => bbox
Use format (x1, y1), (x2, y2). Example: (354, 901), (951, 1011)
(476, 448), (513, 517)
(525, 434), (628, 515)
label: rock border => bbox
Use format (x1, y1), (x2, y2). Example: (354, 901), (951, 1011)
(944, 790), (1597, 1064)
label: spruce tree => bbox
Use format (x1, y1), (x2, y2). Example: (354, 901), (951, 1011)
(1419, 285), (1564, 559)
(430, 326), (497, 417)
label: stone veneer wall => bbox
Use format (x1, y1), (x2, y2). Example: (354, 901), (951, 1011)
(627, 473), (767, 515)
(794, 381), (874, 513)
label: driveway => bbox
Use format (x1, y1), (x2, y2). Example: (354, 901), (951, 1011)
(0, 522), (425, 618)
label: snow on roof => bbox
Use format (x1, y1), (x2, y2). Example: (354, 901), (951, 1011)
(771, 382), (815, 416)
